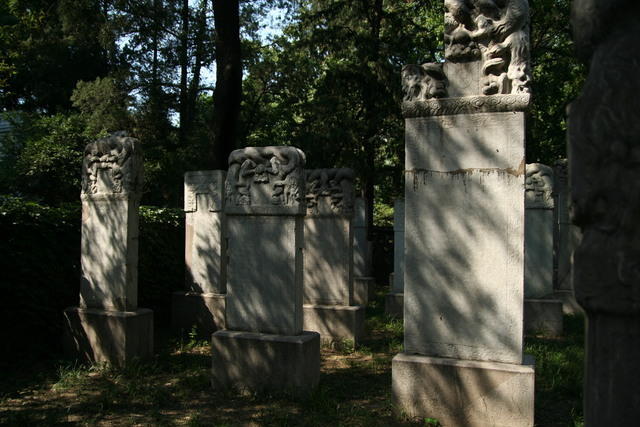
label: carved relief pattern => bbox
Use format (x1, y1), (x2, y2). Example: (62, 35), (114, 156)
(568, 3), (640, 314)
(525, 163), (553, 209)
(184, 173), (222, 212)
(225, 146), (306, 208)
(402, 93), (530, 117)
(305, 168), (355, 216)
(443, 0), (531, 95)
(401, 63), (448, 102)
(81, 131), (143, 196)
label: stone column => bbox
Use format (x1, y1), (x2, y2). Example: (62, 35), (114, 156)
(211, 146), (319, 396)
(385, 198), (404, 317)
(302, 168), (365, 345)
(523, 164), (563, 335)
(392, 2), (535, 425)
(552, 160), (583, 313)
(569, 2), (640, 425)
(171, 170), (226, 337)
(63, 132), (153, 366)
(353, 197), (374, 305)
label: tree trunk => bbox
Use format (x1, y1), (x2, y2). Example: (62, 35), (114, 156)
(178, 0), (190, 144)
(210, 0), (241, 170)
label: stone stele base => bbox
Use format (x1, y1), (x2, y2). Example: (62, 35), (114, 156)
(63, 307), (153, 366)
(392, 353), (535, 427)
(171, 292), (226, 338)
(553, 289), (584, 315)
(524, 298), (563, 336)
(211, 330), (320, 396)
(385, 292), (404, 318)
(353, 276), (374, 306)
(303, 304), (365, 345)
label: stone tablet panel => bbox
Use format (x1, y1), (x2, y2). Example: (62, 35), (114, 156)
(392, 198), (405, 294)
(404, 112), (525, 364)
(225, 212), (304, 336)
(184, 170), (226, 294)
(353, 198), (371, 277)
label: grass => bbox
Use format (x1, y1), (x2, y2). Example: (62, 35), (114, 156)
(0, 292), (584, 426)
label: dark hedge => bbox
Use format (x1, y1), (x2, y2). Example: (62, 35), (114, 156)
(0, 196), (184, 366)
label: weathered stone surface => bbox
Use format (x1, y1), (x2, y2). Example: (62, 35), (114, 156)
(404, 112), (525, 364)
(353, 276), (374, 306)
(553, 160), (581, 292)
(392, 353), (535, 427)
(524, 299), (563, 336)
(392, 198), (405, 294)
(79, 133), (143, 312)
(63, 307), (153, 366)
(302, 304), (364, 345)
(569, 2), (640, 424)
(385, 293), (404, 318)
(184, 170), (226, 294)
(402, 63), (448, 101)
(225, 146), (305, 215)
(305, 168), (355, 217)
(211, 330), (320, 396)
(525, 163), (554, 299)
(171, 292), (225, 337)
(353, 198), (371, 277)
(225, 215), (304, 335)
(443, 0), (531, 95)
(443, 61), (480, 98)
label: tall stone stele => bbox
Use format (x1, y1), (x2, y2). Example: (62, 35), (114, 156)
(392, 1), (535, 425)
(211, 146), (320, 396)
(63, 132), (153, 366)
(385, 198), (405, 317)
(171, 170), (227, 337)
(352, 197), (374, 305)
(523, 163), (563, 335)
(302, 168), (365, 344)
(569, 1), (640, 425)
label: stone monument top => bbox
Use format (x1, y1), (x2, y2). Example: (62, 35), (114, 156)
(81, 131), (143, 198)
(305, 168), (355, 217)
(525, 163), (554, 209)
(402, 0), (532, 117)
(225, 146), (306, 215)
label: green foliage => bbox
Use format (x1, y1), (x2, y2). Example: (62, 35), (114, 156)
(71, 76), (132, 135)
(0, 197), (184, 366)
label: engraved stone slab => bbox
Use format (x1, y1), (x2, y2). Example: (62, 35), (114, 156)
(443, 61), (481, 98)
(184, 170), (226, 294)
(79, 133), (143, 312)
(392, 198), (405, 294)
(353, 197), (371, 277)
(525, 163), (554, 298)
(404, 112), (525, 364)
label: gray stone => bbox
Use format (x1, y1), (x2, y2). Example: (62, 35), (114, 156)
(552, 289), (583, 315)
(171, 292), (225, 337)
(525, 163), (554, 299)
(384, 293), (404, 318)
(569, 3), (640, 424)
(184, 170), (226, 294)
(66, 132), (153, 366)
(353, 276), (374, 306)
(63, 307), (153, 366)
(353, 197), (371, 277)
(404, 112), (525, 364)
(302, 304), (364, 345)
(211, 330), (320, 396)
(392, 198), (405, 294)
(443, 61), (481, 97)
(392, 353), (535, 427)
(524, 299), (563, 336)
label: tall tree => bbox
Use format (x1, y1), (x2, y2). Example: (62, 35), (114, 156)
(210, 0), (241, 169)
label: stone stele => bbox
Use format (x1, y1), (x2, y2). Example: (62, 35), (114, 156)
(302, 168), (365, 345)
(64, 131), (153, 366)
(385, 198), (405, 317)
(211, 146), (319, 396)
(171, 170), (227, 337)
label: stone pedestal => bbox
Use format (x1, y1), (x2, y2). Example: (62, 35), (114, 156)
(211, 330), (319, 396)
(524, 299), (563, 336)
(392, 353), (535, 427)
(303, 304), (364, 345)
(353, 276), (374, 306)
(63, 307), (153, 366)
(171, 292), (225, 337)
(171, 170), (227, 337)
(64, 132), (153, 365)
(213, 146), (319, 396)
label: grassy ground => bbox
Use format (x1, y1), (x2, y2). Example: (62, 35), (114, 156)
(0, 293), (584, 426)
